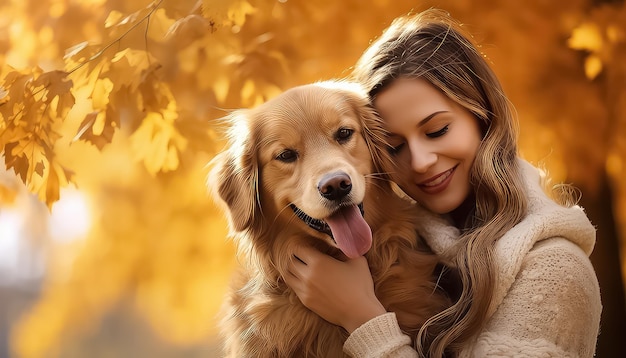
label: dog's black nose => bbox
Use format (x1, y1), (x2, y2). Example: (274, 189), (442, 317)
(318, 172), (352, 200)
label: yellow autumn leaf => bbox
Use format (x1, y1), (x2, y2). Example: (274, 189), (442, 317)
(130, 110), (187, 175)
(64, 41), (89, 60)
(129, 112), (157, 163)
(67, 57), (108, 90)
(568, 22), (603, 52)
(51, 88), (76, 119)
(146, 8), (176, 41)
(125, 49), (153, 71)
(53, 161), (73, 187)
(584, 54), (603, 80)
(91, 77), (113, 109)
(111, 48), (130, 63)
(73, 110), (116, 149)
(33, 70), (73, 103)
(105, 10), (124, 28)
(44, 163), (61, 207)
(91, 110), (107, 136)
(108, 50), (144, 89)
(0, 86), (8, 103)
(114, 9), (140, 28)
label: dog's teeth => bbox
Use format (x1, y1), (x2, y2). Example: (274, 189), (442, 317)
(290, 203), (331, 237)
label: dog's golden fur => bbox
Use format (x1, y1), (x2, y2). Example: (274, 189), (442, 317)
(209, 81), (450, 357)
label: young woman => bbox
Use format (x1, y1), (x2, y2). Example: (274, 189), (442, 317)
(284, 8), (602, 358)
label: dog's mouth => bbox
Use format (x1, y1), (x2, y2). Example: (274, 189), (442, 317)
(290, 203), (372, 258)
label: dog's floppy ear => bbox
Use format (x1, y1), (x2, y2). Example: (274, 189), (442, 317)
(208, 110), (261, 233)
(343, 86), (394, 176)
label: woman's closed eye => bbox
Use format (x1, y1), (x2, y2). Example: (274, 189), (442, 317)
(387, 142), (405, 155)
(426, 125), (449, 138)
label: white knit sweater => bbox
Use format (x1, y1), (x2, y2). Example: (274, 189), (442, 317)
(344, 159), (602, 357)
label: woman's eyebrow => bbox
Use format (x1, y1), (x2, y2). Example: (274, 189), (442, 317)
(418, 111), (448, 126)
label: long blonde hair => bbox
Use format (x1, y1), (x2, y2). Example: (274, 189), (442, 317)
(351, 9), (528, 357)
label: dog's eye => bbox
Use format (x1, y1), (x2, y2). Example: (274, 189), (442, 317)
(276, 149), (298, 163)
(336, 128), (354, 143)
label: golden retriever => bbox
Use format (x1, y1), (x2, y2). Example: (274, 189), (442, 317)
(209, 81), (450, 357)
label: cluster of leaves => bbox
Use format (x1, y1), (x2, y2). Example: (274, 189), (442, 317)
(0, 0), (262, 207)
(0, 69), (74, 205)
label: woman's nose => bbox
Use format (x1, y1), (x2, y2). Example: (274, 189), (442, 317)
(408, 141), (437, 174)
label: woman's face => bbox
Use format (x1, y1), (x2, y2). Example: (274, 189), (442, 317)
(373, 78), (482, 215)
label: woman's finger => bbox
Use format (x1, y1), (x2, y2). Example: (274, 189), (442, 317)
(287, 246), (316, 279)
(291, 245), (322, 264)
(287, 246), (333, 282)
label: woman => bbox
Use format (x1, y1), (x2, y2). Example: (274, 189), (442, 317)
(284, 8), (602, 358)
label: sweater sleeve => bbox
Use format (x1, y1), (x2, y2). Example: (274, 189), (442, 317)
(343, 312), (418, 358)
(468, 237), (602, 358)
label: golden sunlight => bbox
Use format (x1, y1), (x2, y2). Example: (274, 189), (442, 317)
(49, 188), (91, 243)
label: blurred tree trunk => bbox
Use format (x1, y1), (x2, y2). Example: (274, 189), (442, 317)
(580, 173), (626, 357)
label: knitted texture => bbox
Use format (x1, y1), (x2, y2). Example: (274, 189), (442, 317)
(343, 160), (601, 358)
(459, 238), (601, 357)
(344, 313), (418, 358)
(471, 332), (574, 358)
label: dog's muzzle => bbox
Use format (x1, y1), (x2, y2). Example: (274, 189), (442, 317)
(290, 203), (364, 239)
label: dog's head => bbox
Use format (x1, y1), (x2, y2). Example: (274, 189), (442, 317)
(209, 81), (391, 258)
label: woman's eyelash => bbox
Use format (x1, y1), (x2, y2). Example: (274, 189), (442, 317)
(386, 125), (449, 155)
(426, 125), (449, 138)
(387, 143), (405, 155)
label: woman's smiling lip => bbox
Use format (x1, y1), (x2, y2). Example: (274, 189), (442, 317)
(417, 165), (457, 194)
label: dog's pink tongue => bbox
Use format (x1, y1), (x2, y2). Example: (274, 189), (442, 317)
(325, 205), (372, 259)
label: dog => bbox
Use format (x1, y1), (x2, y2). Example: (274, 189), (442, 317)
(208, 81), (450, 357)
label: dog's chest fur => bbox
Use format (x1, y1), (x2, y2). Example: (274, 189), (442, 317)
(220, 183), (447, 358)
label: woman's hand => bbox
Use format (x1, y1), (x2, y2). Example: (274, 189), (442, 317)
(284, 246), (387, 333)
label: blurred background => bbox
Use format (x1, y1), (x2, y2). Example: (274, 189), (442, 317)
(0, 0), (624, 357)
